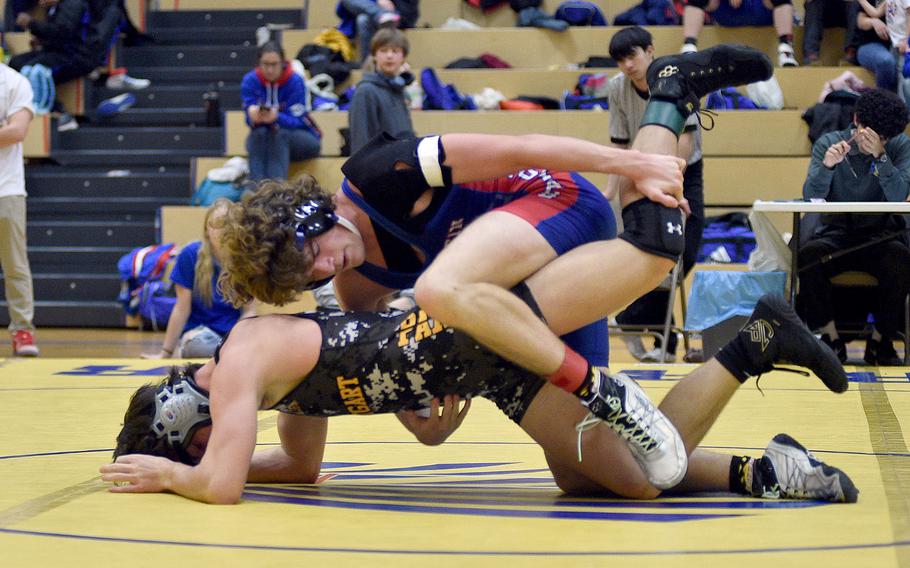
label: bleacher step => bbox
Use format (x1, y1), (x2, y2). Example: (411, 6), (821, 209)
(149, 27), (260, 46)
(146, 9), (302, 29)
(0, 274), (123, 303)
(50, 149), (223, 167)
(28, 196), (188, 221)
(26, 168), (189, 199)
(56, 126), (223, 152)
(121, 45), (259, 68)
(91, 85), (242, 111)
(0, 302), (126, 328)
(28, 221), (156, 248)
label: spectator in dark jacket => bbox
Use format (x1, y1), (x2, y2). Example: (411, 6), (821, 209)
(241, 41), (321, 182)
(9, 0), (95, 84)
(348, 28), (414, 153)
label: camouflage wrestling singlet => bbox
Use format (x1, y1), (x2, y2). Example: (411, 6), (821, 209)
(268, 308), (547, 423)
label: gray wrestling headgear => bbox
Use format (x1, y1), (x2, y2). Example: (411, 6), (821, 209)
(151, 374), (212, 452)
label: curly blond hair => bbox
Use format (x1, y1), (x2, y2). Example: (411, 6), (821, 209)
(218, 176), (333, 307)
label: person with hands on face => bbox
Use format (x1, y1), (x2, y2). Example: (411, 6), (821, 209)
(800, 88), (910, 366)
(242, 41), (321, 183)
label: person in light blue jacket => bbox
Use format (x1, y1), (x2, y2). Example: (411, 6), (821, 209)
(241, 41), (321, 182)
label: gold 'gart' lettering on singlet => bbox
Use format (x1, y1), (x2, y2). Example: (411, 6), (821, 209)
(336, 375), (372, 414)
(397, 309), (446, 347)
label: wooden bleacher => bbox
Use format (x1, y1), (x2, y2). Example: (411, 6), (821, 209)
(225, 108), (816, 158)
(283, 25), (848, 68)
(23, 114), (51, 158)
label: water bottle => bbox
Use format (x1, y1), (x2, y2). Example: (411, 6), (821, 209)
(203, 88), (221, 127)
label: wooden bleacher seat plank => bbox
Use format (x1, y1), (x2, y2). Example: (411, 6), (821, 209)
(283, 26), (846, 68)
(226, 108), (813, 158)
(342, 66), (872, 110)
(703, 157), (809, 205)
(23, 114), (50, 158)
(156, 0), (305, 10)
(192, 156), (347, 189)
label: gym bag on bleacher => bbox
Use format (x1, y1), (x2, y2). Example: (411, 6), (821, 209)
(420, 68), (476, 110)
(117, 243), (178, 317)
(555, 1), (607, 25)
(697, 213), (756, 264)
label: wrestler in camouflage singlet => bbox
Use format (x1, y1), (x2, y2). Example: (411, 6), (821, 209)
(268, 308), (546, 423)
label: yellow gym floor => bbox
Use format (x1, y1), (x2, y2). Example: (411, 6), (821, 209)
(1, 358), (908, 567)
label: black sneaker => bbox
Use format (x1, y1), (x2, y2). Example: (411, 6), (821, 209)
(820, 334), (847, 364)
(753, 433), (859, 503)
(647, 44), (773, 117)
(742, 294), (848, 393)
(864, 337), (903, 366)
(576, 370), (687, 489)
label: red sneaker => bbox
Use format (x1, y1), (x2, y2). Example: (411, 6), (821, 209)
(12, 330), (39, 357)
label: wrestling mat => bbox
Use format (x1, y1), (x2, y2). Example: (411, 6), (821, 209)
(1, 358), (909, 567)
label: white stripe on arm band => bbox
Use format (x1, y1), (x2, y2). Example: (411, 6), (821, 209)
(417, 136), (444, 187)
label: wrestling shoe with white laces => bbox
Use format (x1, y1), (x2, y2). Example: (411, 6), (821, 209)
(752, 433), (858, 503)
(576, 370), (687, 489)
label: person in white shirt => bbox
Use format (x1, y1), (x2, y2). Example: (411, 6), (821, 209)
(0, 63), (39, 356)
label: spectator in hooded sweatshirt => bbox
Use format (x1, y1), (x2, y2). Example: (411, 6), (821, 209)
(348, 28), (414, 153)
(241, 41), (321, 183)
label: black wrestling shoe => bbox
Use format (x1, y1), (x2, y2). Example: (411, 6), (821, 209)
(742, 294), (849, 393)
(647, 44), (774, 117)
(576, 370), (687, 489)
(864, 337), (904, 366)
(820, 333), (847, 364)
(753, 434), (858, 503)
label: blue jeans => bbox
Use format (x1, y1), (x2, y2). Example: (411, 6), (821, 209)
(246, 127), (321, 181)
(340, 0), (396, 61)
(857, 42), (897, 91)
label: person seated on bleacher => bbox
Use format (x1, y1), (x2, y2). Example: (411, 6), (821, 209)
(855, 0), (898, 91)
(241, 41), (322, 183)
(348, 28), (415, 154)
(336, 0), (418, 63)
(802, 0), (858, 65)
(857, 0), (910, 103)
(9, 0), (96, 129)
(607, 26), (705, 363)
(679, 0), (798, 67)
(799, 89), (910, 366)
(142, 200), (254, 360)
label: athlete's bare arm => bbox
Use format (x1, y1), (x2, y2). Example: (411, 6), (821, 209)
(439, 133), (686, 208)
(248, 414), (328, 483)
(102, 354), (261, 504)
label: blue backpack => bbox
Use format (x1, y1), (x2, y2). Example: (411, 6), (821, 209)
(420, 68), (476, 111)
(116, 243), (178, 316)
(705, 88), (764, 110)
(555, 1), (607, 25)
(136, 279), (177, 331)
(19, 64), (55, 115)
(697, 214), (756, 263)
(190, 178), (244, 206)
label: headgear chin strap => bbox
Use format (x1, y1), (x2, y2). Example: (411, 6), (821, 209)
(152, 375), (212, 455)
(293, 199), (362, 291)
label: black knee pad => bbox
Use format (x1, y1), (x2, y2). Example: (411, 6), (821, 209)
(510, 282), (547, 322)
(769, 0), (791, 7)
(619, 199), (685, 260)
(686, 0), (709, 10)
